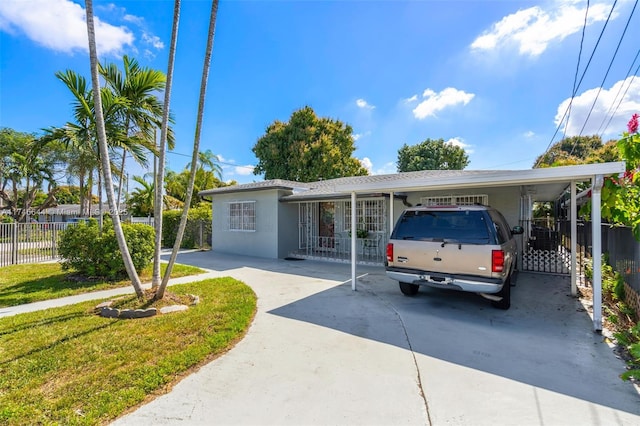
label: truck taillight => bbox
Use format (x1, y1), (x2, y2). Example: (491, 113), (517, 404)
(492, 250), (505, 272)
(386, 243), (394, 262)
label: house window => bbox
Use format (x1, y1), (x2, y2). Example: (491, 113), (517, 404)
(228, 201), (256, 231)
(342, 199), (386, 233)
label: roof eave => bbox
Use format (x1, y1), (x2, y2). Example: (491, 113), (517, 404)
(334, 162), (626, 193)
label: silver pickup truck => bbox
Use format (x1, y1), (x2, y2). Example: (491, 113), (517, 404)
(385, 204), (523, 309)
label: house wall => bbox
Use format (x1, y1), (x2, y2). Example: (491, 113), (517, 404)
(391, 186), (522, 228)
(277, 201), (299, 258)
(211, 189), (293, 259)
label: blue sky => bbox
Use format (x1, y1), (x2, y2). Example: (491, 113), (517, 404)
(1, 0), (639, 185)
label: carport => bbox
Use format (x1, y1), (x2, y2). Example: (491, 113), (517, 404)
(337, 161), (626, 332)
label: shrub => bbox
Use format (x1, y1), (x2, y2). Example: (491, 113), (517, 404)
(58, 219), (154, 280)
(162, 203), (212, 249)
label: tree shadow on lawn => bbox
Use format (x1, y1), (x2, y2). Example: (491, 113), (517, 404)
(0, 273), (123, 307)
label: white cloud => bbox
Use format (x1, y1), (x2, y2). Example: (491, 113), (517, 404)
(555, 76), (640, 137)
(360, 157), (373, 173)
(471, 1), (613, 57)
(142, 32), (164, 49)
(374, 162), (398, 175)
(405, 94), (418, 103)
(234, 165), (255, 176)
(524, 130), (536, 138)
(412, 87), (475, 119)
(0, 0), (134, 55)
(353, 131), (371, 141)
(356, 98), (375, 110)
(446, 137), (474, 154)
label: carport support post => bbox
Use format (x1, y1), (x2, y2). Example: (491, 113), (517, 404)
(591, 175), (604, 332)
(389, 191), (394, 237)
(570, 181), (577, 296)
(351, 191), (357, 291)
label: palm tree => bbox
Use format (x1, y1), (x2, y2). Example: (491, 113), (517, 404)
(186, 149), (223, 179)
(157, 0), (220, 299)
(99, 56), (168, 209)
(128, 175), (155, 216)
(50, 70), (126, 221)
(84, 0), (144, 298)
(153, 0), (182, 289)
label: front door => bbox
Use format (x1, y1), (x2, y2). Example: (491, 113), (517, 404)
(318, 202), (335, 249)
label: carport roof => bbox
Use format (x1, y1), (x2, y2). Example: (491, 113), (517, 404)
(332, 162), (626, 201)
(198, 162), (626, 202)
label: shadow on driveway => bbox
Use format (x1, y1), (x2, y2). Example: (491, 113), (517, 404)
(267, 269), (640, 416)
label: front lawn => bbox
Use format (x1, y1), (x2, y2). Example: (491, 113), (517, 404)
(0, 277), (257, 425)
(0, 262), (205, 307)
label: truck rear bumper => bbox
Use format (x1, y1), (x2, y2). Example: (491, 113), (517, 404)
(386, 268), (504, 294)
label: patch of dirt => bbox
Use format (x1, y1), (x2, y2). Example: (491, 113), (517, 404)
(111, 289), (195, 310)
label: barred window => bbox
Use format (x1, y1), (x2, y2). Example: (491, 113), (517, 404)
(228, 201), (256, 231)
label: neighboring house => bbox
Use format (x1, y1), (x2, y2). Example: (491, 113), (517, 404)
(200, 162), (627, 331)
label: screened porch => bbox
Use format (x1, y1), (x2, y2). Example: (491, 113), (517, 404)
(289, 198), (388, 265)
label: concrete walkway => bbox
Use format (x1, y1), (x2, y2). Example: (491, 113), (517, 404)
(3, 251), (640, 425)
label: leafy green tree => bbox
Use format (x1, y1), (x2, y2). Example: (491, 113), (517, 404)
(533, 135), (603, 168)
(585, 140), (621, 164)
(164, 167), (232, 207)
(397, 138), (469, 172)
(252, 106), (369, 181)
(0, 128), (63, 221)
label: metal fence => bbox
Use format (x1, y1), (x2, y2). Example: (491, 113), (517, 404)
(0, 219), (213, 268)
(560, 220), (640, 294)
(0, 222), (70, 268)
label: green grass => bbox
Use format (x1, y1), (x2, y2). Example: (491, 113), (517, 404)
(0, 263), (206, 307)
(0, 277), (257, 425)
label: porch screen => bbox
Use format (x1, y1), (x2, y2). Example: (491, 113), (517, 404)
(228, 201), (256, 231)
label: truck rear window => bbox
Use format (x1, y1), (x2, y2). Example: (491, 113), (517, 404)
(392, 210), (491, 243)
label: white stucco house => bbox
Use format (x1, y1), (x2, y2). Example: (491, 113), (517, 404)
(200, 162), (626, 331)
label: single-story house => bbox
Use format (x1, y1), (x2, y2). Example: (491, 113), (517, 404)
(200, 162), (626, 331)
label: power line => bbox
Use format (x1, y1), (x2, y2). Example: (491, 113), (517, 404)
(563, 0), (591, 142)
(535, 0), (618, 167)
(598, 49), (640, 137)
(576, 0), (637, 138)
(165, 149), (255, 170)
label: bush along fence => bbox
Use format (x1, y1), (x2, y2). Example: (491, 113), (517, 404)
(0, 218), (212, 268)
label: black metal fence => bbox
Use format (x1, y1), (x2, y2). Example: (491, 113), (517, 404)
(560, 220), (640, 294)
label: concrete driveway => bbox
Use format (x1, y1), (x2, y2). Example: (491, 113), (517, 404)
(113, 251), (640, 426)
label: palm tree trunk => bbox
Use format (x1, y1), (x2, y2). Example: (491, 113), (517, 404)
(117, 149), (127, 211)
(153, 0), (182, 290)
(84, 0), (144, 298)
(157, 0), (219, 299)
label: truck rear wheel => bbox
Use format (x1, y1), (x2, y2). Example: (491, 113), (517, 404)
(491, 276), (511, 310)
(399, 282), (419, 296)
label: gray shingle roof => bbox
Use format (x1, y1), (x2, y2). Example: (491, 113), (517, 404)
(198, 170), (505, 200)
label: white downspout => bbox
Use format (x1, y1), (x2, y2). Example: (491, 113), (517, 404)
(570, 181), (577, 296)
(591, 175), (604, 332)
(351, 191), (357, 291)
